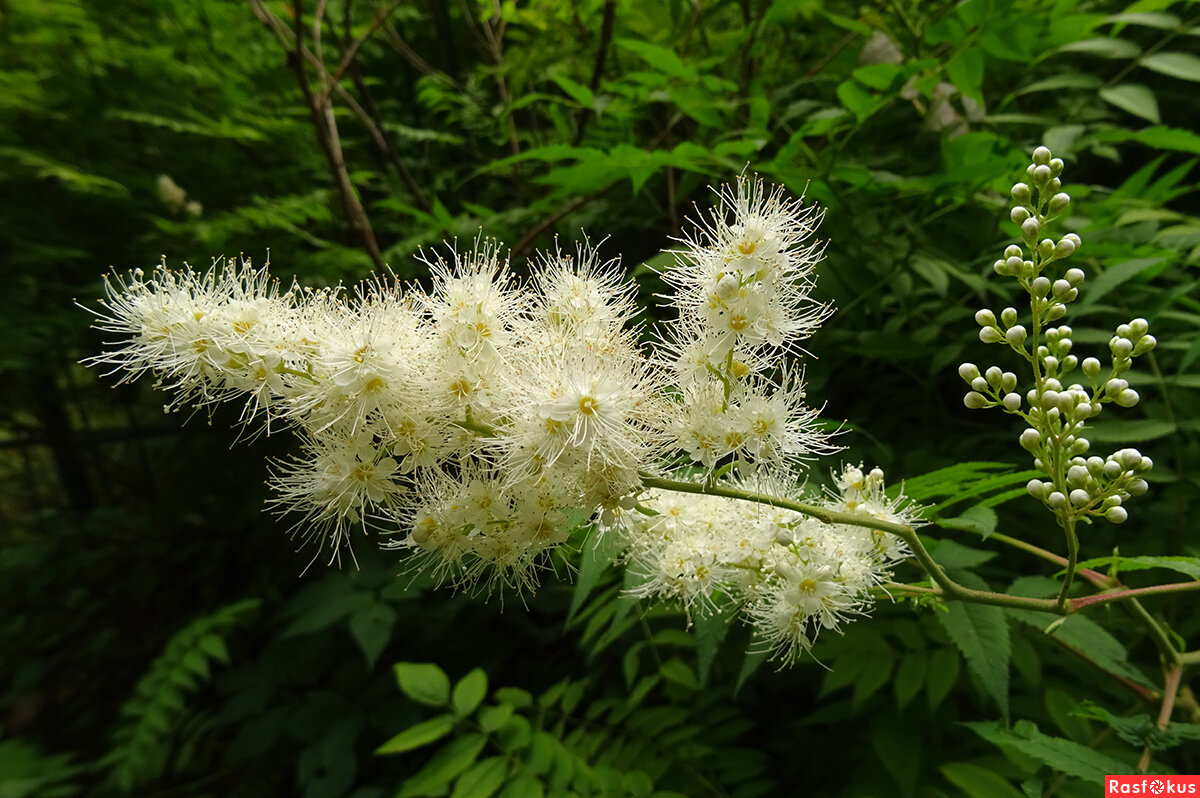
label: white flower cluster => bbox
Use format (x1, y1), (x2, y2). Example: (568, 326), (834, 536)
(958, 146), (1155, 525)
(659, 177), (836, 469)
(86, 176), (878, 640)
(621, 465), (915, 660)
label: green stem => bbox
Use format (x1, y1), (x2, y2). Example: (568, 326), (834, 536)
(1055, 515), (1079, 610)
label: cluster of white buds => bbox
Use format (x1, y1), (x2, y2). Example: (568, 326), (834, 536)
(86, 176), (871, 637)
(620, 465), (917, 660)
(958, 146), (1156, 525)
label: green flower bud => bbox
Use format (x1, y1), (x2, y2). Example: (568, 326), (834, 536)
(1019, 428), (1040, 450)
(971, 376), (988, 392)
(1111, 338), (1133, 358)
(1006, 325), (1027, 346)
(1115, 389), (1139, 408)
(1032, 164), (1052, 184)
(1105, 506), (1128, 524)
(1128, 479), (1148, 496)
(1000, 307), (1018, 326)
(1048, 192), (1070, 214)
(1002, 393), (1022, 411)
(964, 391), (989, 409)
(1049, 158), (1064, 176)
(1021, 217), (1041, 239)
(1001, 372), (1017, 392)
(1047, 491), (1067, 508)
(1046, 304), (1067, 321)
(1129, 318), (1149, 337)
(1026, 479), (1048, 499)
(1010, 207), (1031, 224)
(1069, 489), (1090, 506)
(1032, 146), (1051, 165)
(1133, 335), (1156, 355)
(1065, 267), (1085, 286)
(1031, 276), (1051, 296)
(980, 327), (1002, 344)
(975, 309), (996, 326)
(958, 362), (980, 382)
(985, 366), (1002, 386)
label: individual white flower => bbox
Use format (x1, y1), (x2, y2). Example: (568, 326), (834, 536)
(268, 432), (404, 567)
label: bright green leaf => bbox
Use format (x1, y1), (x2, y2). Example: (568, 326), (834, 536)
(376, 715), (456, 755)
(452, 669), (488, 717)
(395, 663), (452, 707)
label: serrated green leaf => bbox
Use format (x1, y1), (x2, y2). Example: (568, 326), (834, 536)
(1083, 419), (1176, 443)
(395, 663), (452, 706)
(349, 603), (396, 669)
(936, 574), (1010, 718)
(398, 733), (488, 797)
(1072, 554), (1200, 581)
(376, 715), (456, 755)
(965, 720), (1134, 782)
(1074, 257), (1166, 312)
(1100, 84), (1161, 124)
(941, 762), (1026, 798)
(452, 669), (488, 717)
(1140, 51), (1200, 82)
(937, 506), (999, 539)
(451, 756), (508, 798)
(660, 659), (699, 691)
(894, 651), (927, 709)
(1059, 38), (1141, 58)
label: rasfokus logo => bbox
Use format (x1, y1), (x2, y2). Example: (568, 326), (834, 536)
(1107, 776), (1200, 795)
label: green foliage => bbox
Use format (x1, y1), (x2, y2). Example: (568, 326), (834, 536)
(382, 661), (772, 798)
(102, 599), (261, 792)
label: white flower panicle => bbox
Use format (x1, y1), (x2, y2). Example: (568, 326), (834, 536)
(620, 465), (914, 662)
(86, 179), (861, 634)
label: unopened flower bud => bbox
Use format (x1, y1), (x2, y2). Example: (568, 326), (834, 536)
(1105, 506), (1128, 524)
(1032, 146), (1051, 165)
(1026, 479), (1048, 499)
(1128, 479), (1148, 496)
(1021, 217), (1041, 239)
(1031, 276), (1051, 296)
(975, 309), (996, 327)
(1069, 489), (1090, 507)
(1140, 456), (1153, 472)
(1010, 207), (1031, 224)
(1117, 323), (1131, 339)
(1134, 335), (1157, 355)
(1001, 372), (1017, 392)
(1111, 338), (1133, 357)
(1115, 389), (1139, 408)
(1043, 355), (1059, 373)
(1067, 465), (1089, 485)
(1075, 402), (1092, 418)
(1046, 304), (1066, 321)
(1000, 307), (1018, 326)
(985, 366), (1002, 386)
(1011, 183), (1033, 204)
(971, 376), (988, 392)
(1032, 164), (1052, 184)
(964, 391), (989, 409)
(1062, 355), (1078, 372)
(1065, 268), (1084, 286)
(1047, 491), (1067, 508)
(1002, 393), (1021, 411)
(1006, 325), (1027, 346)
(1049, 157), (1064, 175)
(1004, 245), (1023, 259)
(1052, 279), (1071, 298)
(958, 363), (980, 382)
(1116, 449), (1142, 470)
(1105, 378), (1128, 395)
(980, 327), (1002, 344)
(1069, 437), (1090, 455)
(1129, 318), (1149, 337)
(1006, 255), (1024, 272)
(1019, 428), (1040, 450)
(1048, 192), (1070, 214)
